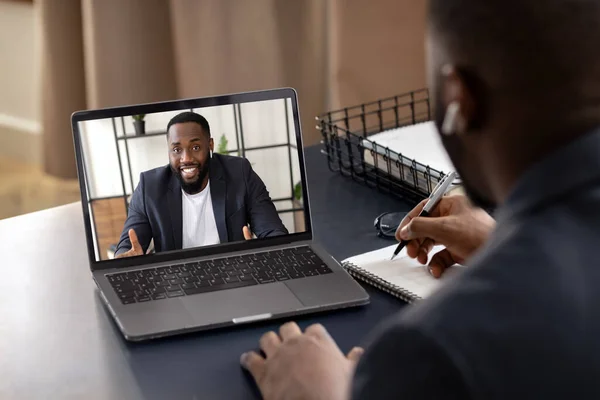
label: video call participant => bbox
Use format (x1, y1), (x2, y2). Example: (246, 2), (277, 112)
(114, 111), (288, 258)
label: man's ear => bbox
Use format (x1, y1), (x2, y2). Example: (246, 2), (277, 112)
(440, 64), (477, 136)
(209, 138), (214, 157)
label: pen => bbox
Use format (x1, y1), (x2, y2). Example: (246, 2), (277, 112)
(390, 171), (458, 260)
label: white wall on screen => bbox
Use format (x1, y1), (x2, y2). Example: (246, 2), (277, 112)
(196, 105), (237, 149)
(290, 149), (301, 192)
(79, 118), (123, 199)
(123, 136), (168, 192)
(241, 99), (289, 148)
(287, 98), (297, 146)
(245, 147), (293, 200)
(239, 98), (300, 203)
(280, 213), (294, 233)
(285, 98), (302, 194)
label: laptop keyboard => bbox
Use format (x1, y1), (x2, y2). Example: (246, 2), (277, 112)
(105, 246), (332, 305)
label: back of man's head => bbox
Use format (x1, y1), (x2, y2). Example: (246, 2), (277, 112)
(426, 0), (600, 208)
(428, 0), (600, 109)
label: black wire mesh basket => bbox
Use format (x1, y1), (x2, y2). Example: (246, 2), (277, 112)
(317, 88), (453, 206)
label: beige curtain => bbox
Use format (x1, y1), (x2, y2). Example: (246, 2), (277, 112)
(39, 0), (426, 179)
(328, 0), (426, 109)
(39, 0), (87, 179)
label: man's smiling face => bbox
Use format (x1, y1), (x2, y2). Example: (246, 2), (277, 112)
(168, 121), (213, 194)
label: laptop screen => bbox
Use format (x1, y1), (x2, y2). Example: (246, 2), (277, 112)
(73, 90), (309, 265)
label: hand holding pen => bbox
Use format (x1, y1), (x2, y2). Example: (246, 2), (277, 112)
(391, 171), (457, 260)
(391, 174), (496, 278)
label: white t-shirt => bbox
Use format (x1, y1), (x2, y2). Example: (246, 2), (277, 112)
(181, 181), (221, 249)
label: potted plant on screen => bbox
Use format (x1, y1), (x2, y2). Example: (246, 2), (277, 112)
(216, 134), (228, 154)
(293, 181), (302, 205)
(132, 114), (146, 135)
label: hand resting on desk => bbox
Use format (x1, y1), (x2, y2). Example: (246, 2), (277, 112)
(241, 322), (364, 400)
(396, 194), (496, 278)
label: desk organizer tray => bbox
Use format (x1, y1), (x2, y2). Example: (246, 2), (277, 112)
(317, 89), (457, 205)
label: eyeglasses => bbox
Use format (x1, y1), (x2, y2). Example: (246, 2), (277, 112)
(373, 211), (408, 238)
(373, 174), (462, 238)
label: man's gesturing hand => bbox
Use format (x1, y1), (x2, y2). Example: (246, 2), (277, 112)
(396, 194), (496, 278)
(115, 229), (144, 259)
(243, 226), (253, 240)
(241, 322), (363, 400)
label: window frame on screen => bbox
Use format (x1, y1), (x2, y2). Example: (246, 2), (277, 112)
(71, 87), (313, 272)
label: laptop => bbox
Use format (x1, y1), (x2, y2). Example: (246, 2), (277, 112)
(71, 87), (369, 341)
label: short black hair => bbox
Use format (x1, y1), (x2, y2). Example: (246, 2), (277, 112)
(428, 0), (600, 103)
(166, 111), (210, 138)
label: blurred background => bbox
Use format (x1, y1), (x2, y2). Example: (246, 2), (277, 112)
(0, 0), (427, 220)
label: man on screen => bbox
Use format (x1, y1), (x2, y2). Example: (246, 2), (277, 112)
(114, 111), (288, 258)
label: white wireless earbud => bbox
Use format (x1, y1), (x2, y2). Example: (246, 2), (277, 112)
(441, 101), (461, 136)
(210, 150), (213, 159)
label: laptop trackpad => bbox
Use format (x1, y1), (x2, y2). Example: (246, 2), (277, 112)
(182, 283), (303, 326)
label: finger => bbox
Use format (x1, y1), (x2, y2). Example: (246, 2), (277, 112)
(416, 238), (436, 264)
(240, 351), (266, 384)
(396, 194), (458, 242)
(259, 331), (281, 357)
(417, 249), (428, 265)
(428, 248), (457, 279)
(406, 235), (429, 260)
(406, 239), (421, 259)
(243, 226), (253, 240)
(395, 199), (428, 241)
(346, 346), (364, 365)
(407, 237), (430, 262)
(279, 321), (302, 341)
(115, 249), (133, 259)
(128, 229), (142, 254)
(399, 216), (454, 245)
(305, 323), (330, 340)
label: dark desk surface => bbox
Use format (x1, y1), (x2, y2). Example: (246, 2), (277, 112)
(0, 145), (413, 399)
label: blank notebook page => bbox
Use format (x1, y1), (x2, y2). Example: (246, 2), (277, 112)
(343, 244), (465, 300)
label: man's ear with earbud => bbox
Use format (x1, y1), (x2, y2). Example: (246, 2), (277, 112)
(209, 137), (214, 159)
(439, 64), (471, 136)
(441, 101), (461, 135)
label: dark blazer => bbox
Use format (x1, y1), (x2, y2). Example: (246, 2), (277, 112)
(114, 153), (288, 256)
(351, 128), (600, 399)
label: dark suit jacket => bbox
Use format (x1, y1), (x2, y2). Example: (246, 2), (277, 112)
(115, 153), (288, 256)
(351, 128), (600, 399)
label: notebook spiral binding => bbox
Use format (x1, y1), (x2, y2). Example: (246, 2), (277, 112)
(342, 261), (421, 304)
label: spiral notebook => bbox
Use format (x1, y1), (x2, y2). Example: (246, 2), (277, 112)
(341, 244), (465, 303)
